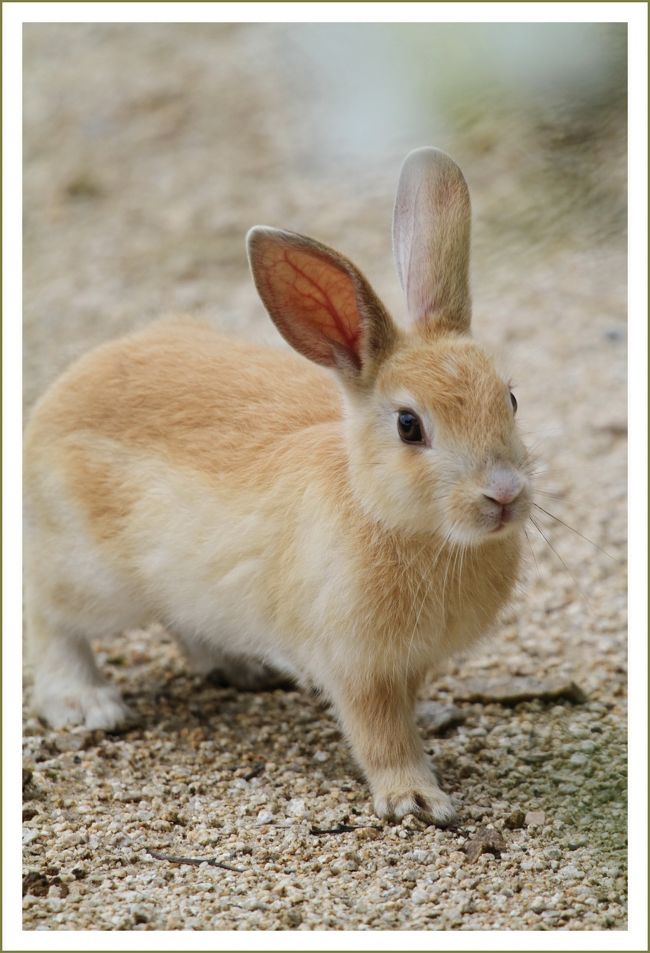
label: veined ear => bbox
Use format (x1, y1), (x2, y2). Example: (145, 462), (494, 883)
(392, 147), (472, 334)
(246, 227), (398, 385)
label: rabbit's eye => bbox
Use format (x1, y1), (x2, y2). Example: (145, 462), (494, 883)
(397, 410), (424, 444)
(510, 392), (518, 414)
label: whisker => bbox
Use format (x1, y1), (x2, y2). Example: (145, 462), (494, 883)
(523, 527), (541, 579)
(532, 502), (616, 560)
(529, 515), (592, 611)
(533, 489), (566, 502)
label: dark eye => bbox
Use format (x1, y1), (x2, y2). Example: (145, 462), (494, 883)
(397, 409), (424, 444)
(510, 392), (518, 414)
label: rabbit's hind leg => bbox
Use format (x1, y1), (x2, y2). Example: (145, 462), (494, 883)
(27, 596), (130, 730)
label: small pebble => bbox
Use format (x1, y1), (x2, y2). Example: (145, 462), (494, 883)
(569, 752), (589, 767)
(559, 865), (585, 880)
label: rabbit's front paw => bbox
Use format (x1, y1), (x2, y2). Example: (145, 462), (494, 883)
(374, 780), (456, 826)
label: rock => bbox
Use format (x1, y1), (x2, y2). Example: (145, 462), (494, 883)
(453, 677), (588, 706)
(464, 827), (507, 863)
(22, 767), (43, 802)
(286, 798), (307, 817)
(411, 887), (430, 905)
(525, 810), (546, 827)
(559, 864), (584, 880)
(565, 834), (588, 850)
(418, 702), (467, 735)
(558, 783), (578, 794)
(32, 739), (59, 762)
(504, 810), (526, 830)
(286, 909), (303, 927)
(23, 870), (68, 898)
(521, 858), (547, 872)
(23, 871), (50, 897)
(410, 849), (435, 864)
(53, 731), (95, 753)
(569, 752), (588, 767)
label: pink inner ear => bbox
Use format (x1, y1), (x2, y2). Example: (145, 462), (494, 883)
(257, 243), (362, 368)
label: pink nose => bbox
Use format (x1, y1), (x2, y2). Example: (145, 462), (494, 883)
(483, 469), (523, 506)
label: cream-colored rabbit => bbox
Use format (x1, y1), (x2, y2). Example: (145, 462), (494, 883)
(24, 148), (532, 823)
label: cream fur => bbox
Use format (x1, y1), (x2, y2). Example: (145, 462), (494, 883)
(24, 149), (534, 823)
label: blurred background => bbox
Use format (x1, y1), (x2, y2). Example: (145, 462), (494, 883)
(23, 22), (626, 408)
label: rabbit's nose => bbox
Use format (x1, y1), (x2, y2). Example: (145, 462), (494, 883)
(482, 468), (524, 506)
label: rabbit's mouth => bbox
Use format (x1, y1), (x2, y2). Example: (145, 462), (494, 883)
(485, 498), (529, 538)
(491, 503), (515, 532)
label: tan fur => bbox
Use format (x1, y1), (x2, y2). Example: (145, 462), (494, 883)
(24, 149), (534, 822)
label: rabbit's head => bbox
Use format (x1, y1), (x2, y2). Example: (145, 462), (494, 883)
(247, 148), (532, 545)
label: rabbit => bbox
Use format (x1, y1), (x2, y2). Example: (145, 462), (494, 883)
(23, 147), (533, 824)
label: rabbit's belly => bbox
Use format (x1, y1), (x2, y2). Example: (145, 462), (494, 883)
(123, 469), (287, 654)
(174, 623), (301, 681)
(138, 544), (281, 652)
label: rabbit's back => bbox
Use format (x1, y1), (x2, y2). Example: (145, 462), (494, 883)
(25, 318), (343, 483)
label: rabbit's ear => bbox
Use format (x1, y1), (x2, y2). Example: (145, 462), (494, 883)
(392, 147), (472, 333)
(247, 227), (397, 383)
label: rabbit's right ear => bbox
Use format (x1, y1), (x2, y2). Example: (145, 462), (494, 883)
(392, 147), (472, 333)
(247, 227), (397, 386)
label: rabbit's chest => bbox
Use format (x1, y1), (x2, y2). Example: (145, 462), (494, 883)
(377, 545), (520, 661)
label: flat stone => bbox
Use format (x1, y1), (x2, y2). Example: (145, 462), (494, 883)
(525, 810), (546, 827)
(453, 677), (588, 707)
(418, 702), (467, 735)
(464, 827), (507, 863)
(559, 865), (584, 880)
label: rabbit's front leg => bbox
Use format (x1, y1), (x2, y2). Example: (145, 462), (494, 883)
(332, 675), (456, 825)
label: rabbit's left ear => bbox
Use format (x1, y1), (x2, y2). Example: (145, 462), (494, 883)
(247, 227), (397, 385)
(392, 147), (472, 333)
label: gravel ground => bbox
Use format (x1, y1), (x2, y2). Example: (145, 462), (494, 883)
(22, 24), (627, 931)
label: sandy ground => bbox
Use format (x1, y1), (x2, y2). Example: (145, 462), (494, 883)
(22, 24), (627, 931)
